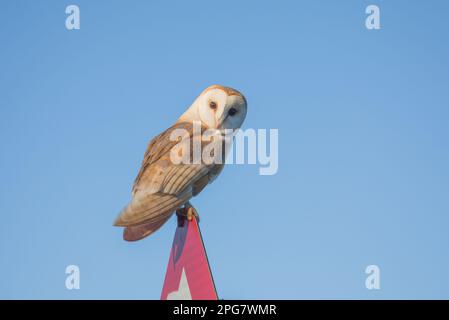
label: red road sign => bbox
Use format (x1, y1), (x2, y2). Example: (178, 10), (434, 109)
(161, 216), (218, 300)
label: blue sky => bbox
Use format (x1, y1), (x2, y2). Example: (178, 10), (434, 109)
(1, 0), (449, 299)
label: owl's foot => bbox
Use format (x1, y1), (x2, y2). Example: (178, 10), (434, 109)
(176, 202), (200, 227)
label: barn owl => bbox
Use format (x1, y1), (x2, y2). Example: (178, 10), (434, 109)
(114, 85), (247, 241)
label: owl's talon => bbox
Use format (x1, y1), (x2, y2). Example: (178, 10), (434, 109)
(187, 207), (200, 222)
(176, 202), (200, 226)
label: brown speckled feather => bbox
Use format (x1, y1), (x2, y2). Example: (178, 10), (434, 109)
(114, 122), (224, 229)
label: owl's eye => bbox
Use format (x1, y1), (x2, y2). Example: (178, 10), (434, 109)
(209, 101), (217, 110)
(228, 107), (237, 116)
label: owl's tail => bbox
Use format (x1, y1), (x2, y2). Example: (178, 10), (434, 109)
(113, 190), (191, 241)
(123, 217), (172, 241)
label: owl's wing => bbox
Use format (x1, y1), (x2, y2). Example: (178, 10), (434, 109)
(114, 122), (220, 228)
(131, 121), (195, 195)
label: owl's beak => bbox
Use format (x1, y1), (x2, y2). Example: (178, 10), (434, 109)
(216, 112), (229, 129)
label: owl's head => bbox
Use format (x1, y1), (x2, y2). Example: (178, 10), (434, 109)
(180, 85), (247, 130)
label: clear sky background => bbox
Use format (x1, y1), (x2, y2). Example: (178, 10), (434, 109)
(1, 0), (449, 299)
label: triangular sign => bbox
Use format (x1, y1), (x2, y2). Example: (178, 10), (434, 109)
(161, 216), (218, 300)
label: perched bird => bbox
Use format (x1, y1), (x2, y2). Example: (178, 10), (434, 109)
(114, 85), (247, 241)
